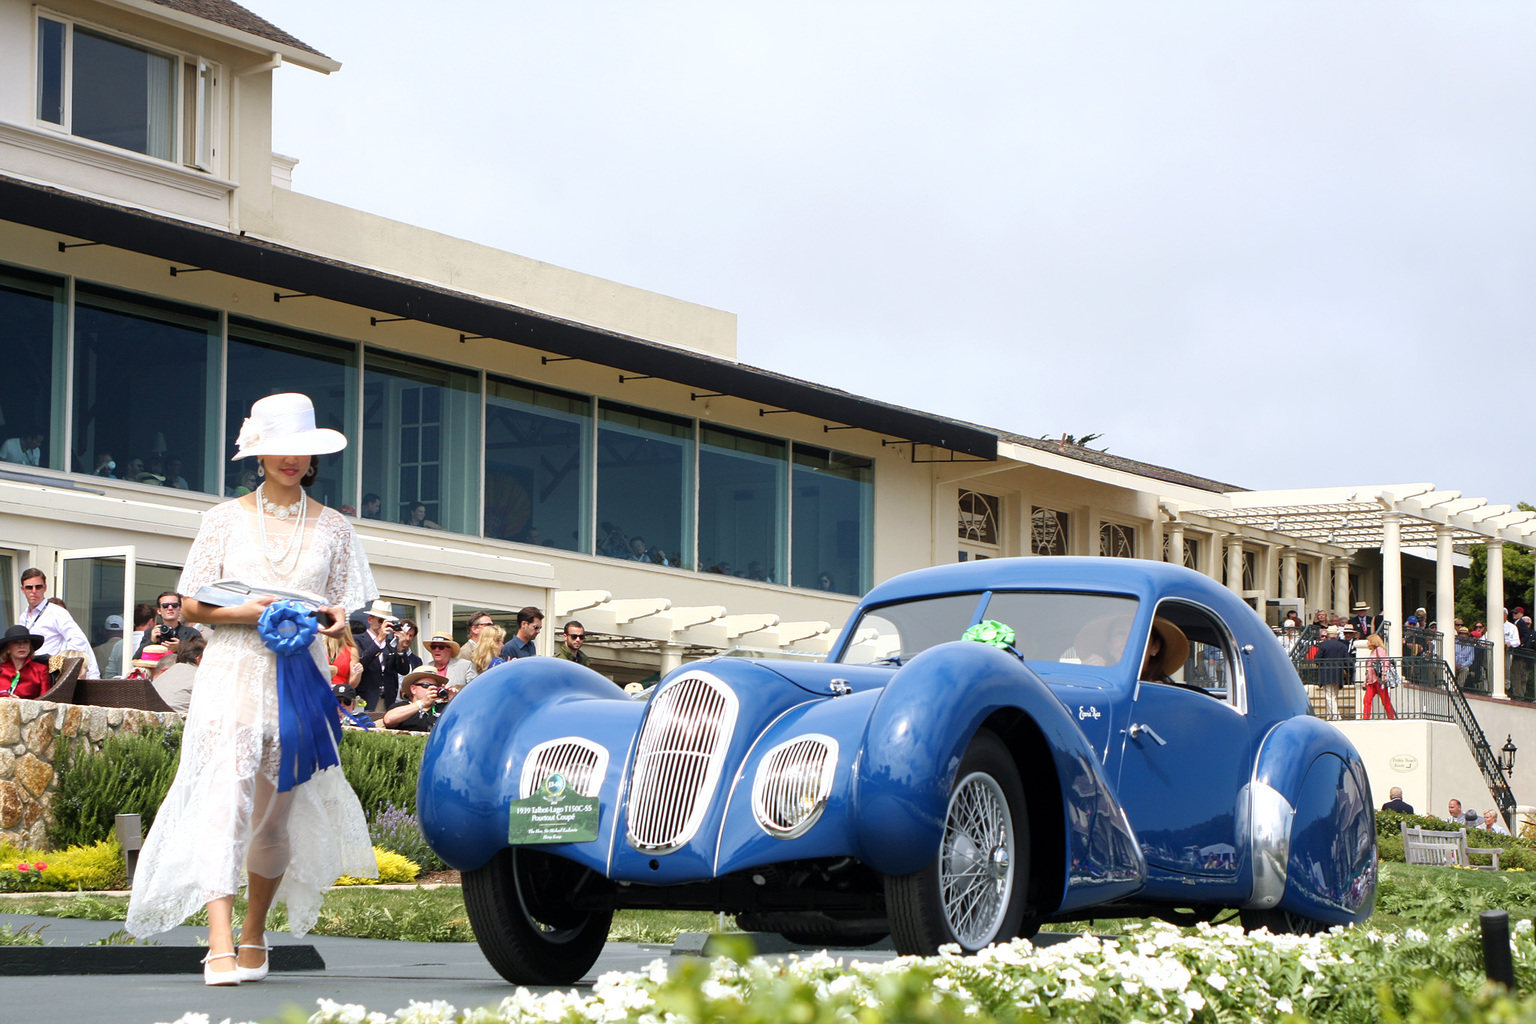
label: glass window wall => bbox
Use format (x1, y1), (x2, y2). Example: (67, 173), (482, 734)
(596, 402), (692, 567)
(484, 378), (590, 550)
(73, 284), (219, 492)
(698, 426), (785, 582)
(791, 445), (872, 595)
(362, 351), (480, 535)
(227, 319), (358, 509)
(0, 265), (67, 471)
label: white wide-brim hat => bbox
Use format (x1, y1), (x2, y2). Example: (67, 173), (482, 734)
(232, 393), (348, 460)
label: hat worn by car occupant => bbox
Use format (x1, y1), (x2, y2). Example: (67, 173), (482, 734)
(425, 632), (460, 657)
(232, 393), (347, 460)
(0, 624), (44, 653)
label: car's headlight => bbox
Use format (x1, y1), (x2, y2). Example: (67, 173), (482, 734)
(752, 735), (838, 839)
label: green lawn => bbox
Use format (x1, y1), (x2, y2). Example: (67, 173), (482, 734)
(4, 860), (1531, 945)
(0, 888), (730, 944)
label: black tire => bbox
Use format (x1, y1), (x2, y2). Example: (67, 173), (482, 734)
(462, 847), (614, 985)
(736, 911), (889, 948)
(885, 729), (1029, 954)
(1239, 908), (1326, 935)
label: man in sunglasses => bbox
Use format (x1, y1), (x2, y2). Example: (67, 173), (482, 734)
(17, 567), (99, 678)
(552, 620), (591, 667)
(134, 591), (200, 658)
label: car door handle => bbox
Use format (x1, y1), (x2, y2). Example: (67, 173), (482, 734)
(1128, 723), (1168, 746)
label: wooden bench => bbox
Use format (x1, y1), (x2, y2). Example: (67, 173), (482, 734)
(1401, 824), (1502, 870)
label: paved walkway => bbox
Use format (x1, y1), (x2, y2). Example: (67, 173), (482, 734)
(0, 912), (903, 1024)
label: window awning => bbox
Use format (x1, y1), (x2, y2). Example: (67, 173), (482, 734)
(0, 175), (997, 460)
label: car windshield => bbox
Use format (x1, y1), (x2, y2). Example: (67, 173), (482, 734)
(836, 590), (1141, 668)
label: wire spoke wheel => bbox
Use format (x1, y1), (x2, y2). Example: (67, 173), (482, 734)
(886, 729), (1029, 954)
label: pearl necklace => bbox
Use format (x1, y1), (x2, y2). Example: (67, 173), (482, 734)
(256, 484), (307, 575)
(258, 483), (303, 520)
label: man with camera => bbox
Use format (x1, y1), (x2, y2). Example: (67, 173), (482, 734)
(133, 591), (199, 659)
(381, 669), (453, 732)
(357, 598), (408, 711)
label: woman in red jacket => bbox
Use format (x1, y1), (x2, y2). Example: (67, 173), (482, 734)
(0, 624), (48, 699)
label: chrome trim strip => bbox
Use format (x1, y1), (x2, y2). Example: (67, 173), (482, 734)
(1246, 778), (1294, 908)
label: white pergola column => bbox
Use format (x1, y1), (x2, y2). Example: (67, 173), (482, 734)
(1280, 548), (1298, 600)
(659, 641), (686, 678)
(1435, 525), (1455, 661)
(1167, 523), (1185, 566)
(1226, 536), (1244, 596)
(1332, 557), (1349, 617)
(1489, 541), (1506, 699)
(1382, 511), (1403, 659)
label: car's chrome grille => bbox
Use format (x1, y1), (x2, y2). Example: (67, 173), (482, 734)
(520, 738), (608, 799)
(625, 672), (739, 853)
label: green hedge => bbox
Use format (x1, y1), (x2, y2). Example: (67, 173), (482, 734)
(1377, 808), (1536, 869)
(46, 723), (183, 850)
(44, 722), (429, 850)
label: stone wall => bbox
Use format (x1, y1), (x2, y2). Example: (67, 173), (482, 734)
(0, 699), (181, 850)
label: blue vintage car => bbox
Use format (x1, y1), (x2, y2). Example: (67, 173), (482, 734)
(418, 557), (1376, 984)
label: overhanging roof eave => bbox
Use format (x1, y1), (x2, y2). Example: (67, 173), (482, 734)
(0, 176), (996, 460)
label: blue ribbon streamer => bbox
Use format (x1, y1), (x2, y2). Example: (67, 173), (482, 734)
(257, 601), (343, 792)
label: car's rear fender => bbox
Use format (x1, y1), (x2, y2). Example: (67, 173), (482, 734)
(1247, 716), (1377, 923)
(852, 641), (1146, 912)
(417, 658), (641, 873)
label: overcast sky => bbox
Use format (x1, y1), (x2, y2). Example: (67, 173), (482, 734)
(253, 1), (1536, 507)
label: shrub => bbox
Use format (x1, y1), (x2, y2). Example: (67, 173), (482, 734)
(339, 730), (427, 817)
(335, 847), (419, 885)
(1377, 808), (1536, 869)
(0, 839), (126, 892)
(368, 802), (445, 873)
(45, 723), (182, 850)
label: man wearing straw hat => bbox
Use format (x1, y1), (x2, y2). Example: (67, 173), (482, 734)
(357, 598), (406, 711)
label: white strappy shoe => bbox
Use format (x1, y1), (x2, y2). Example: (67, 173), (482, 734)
(203, 950), (240, 986)
(235, 944), (270, 983)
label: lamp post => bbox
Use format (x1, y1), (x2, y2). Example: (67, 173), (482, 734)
(1499, 734), (1517, 775)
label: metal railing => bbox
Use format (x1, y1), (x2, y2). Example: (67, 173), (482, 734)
(1455, 637), (1494, 695)
(1508, 648), (1536, 703)
(1300, 652), (1514, 826)
(1297, 657), (1453, 722)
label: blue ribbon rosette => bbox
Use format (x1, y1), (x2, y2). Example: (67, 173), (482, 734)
(257, 600), (343, 791)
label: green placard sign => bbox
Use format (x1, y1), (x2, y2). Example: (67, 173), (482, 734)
(508, 773), (600, 845)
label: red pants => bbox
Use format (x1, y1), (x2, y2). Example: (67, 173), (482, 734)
(1363, 683), (1396, 719)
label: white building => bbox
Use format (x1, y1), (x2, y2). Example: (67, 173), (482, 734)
(0, 0), (1532, 818)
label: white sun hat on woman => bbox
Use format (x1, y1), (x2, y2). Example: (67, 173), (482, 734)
(232, 393), (347, 460)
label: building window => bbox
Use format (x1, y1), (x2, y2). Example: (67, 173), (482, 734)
(227, 319), (357, 508)
(1297, 562), (1311, 602)
(72, 284), (219, 492)
(484, 378), (591, 550)
(792, 445), (872, 595)
(36, 16), (218, 169)
(596, 402), (693, 567)
(362, 351), (480, 535)
(1242, 551), (1257, 590)
(1032, 507), (1070, 556)
(698, 426), (786, 582)
(959, 490), (1000, 545)
(0, 265), (67, 471)
(1100, 521), (1135, 558)
(1183, 537), (1200, 571)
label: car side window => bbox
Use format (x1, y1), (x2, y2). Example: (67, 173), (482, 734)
(1153, 600), (1239, 705)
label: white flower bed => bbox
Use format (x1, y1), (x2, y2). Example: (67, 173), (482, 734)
(156, 918), (1534, 1024)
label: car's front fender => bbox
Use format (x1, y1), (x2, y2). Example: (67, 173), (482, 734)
(852, 641), (1145, 911)
(417, 657), (638, 872)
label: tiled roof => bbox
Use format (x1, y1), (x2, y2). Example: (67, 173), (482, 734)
(147, 0), (329, 59)
(997, 431), (1246, 494)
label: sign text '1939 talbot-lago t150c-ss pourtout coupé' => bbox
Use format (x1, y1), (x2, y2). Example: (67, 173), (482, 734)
(418, 557), (1377, 984)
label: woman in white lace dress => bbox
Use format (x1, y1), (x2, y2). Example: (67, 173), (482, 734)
(126, 394), (377, 984)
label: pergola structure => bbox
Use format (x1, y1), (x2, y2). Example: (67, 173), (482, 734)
(1188, 485), (1536, 697)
